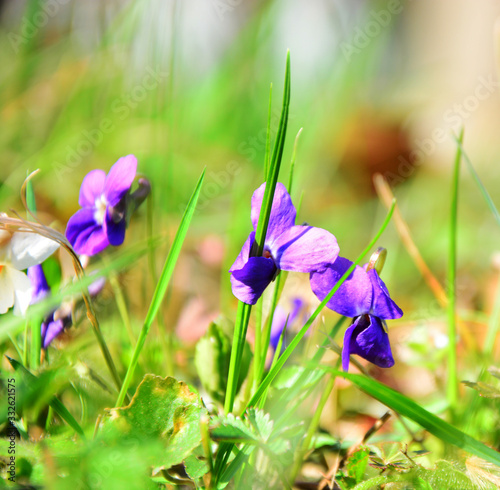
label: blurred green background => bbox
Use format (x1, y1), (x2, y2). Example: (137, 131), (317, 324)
(2, 0), (500, 439)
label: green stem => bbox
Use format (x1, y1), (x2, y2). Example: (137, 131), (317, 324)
(30, 317), (41, 370)
(447, 129), (463, 412)
(484, 269), (500, 356)
(147, 192), (173, 376)
(252, 299), (263, 394)
(224, 301), (252, 414)
(108, 269), (136, 345)
(290, 370), (338, 481)
(23, 320), (29, 367)
(256, 275), (282, 386)
(288, 128), (303, 195)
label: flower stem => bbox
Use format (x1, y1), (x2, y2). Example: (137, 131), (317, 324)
(108, 269), (136, 345)
(290, 369), (338, 482)
(447, 129), (463, 414)
(224, 301), (252, 414)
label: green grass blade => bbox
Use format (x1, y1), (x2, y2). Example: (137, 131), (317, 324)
(6, 356), (85, 438)
(115, 168), (206, 407)
(447, 129), (463, 413)
(288, 128), (303, 195)
(336, 370), (500, 467)
(453, 135), (500, 228)
(253, 51), (291, 257)
(264, 83), (273, 180)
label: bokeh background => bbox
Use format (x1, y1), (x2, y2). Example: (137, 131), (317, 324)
(2, 0), (500, 463)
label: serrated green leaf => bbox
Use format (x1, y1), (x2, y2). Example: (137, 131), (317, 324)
(211, 414), (257, 444)
(109, 374), (205, 471)
(347, 447), (370, 484)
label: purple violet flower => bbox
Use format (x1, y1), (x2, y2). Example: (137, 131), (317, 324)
(28, 264), (72, 349)
(65, 155), (138, 256)
(310, 256), (403, 371)
(229, 182), (339, 305)
(270, 297), (305, 353)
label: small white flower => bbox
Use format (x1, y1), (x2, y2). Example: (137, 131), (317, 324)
(0, 229), (59, 316)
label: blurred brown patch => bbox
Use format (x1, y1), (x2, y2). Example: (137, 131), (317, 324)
(338, 113), (412, 195)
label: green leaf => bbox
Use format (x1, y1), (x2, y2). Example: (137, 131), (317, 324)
(337, 371), (500, 466)
(116, 169), (205, 407)
(5, 356), (85, 438)
(195, 321), (231, 404)
(346, 447), (370, 484)
(109, 374), (206, 471)
(462, 381), (500, 398)
(184, 449), (209, 481)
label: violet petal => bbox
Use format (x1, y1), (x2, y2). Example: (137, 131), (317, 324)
(42, 316), (65, 349)
(230, 256), (276, 305)
(310, 257), (372, 317)
(28, 265), (50, 304)
(250, 182), (296, 243)
(104, 209), (126, 246)
(342, 315), (394, 371)
(66, 208), (110, 256)
(272, 225), (339, 273)
(79, 169), (106, 207)
(229, 232), (255, 273)
(367, 269), (403, 320)
(104, 155), (137, 206)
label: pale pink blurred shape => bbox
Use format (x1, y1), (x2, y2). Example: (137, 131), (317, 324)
(175, 296), (219, 343)
(197, 234), (225, 267)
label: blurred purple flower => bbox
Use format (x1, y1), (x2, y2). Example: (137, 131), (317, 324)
(66, 155), (138, 256)
(229, 183), (339, 305)
(310, 256), (403, 371)
(270, 297), (305, 353)
(28, 264), (72, 349)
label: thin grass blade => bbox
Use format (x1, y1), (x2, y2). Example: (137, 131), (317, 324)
(115, 168), (205, 407)
(336, 370), (500, 467)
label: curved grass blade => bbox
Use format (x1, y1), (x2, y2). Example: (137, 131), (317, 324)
(115, 168), (206, 407)
(336, 370), (500, 467)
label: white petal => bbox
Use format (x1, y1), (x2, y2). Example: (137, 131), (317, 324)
(0, 229), (13, 265)
(0, 267), (15, 314)
(7, 267), (33, 316)
(10, 232), (59, 270)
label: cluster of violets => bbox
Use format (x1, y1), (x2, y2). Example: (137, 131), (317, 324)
(0, 155), (148, 349)
(229, 183), (403, 371)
